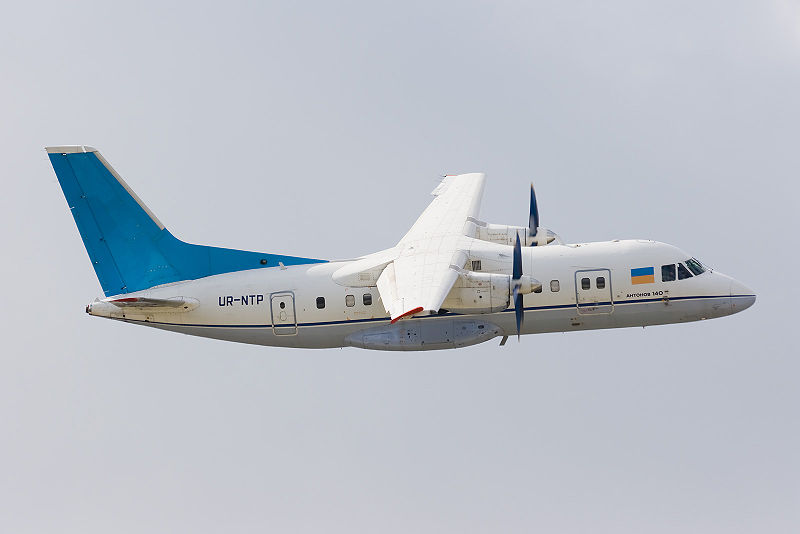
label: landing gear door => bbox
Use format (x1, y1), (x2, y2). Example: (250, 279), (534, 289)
(270, 291), (297, 335)
(575, 269), (613, 315)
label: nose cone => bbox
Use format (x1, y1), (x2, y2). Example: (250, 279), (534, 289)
(730, 279), (756, 313)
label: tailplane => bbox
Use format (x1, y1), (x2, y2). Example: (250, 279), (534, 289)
(47, 146), (325, 296)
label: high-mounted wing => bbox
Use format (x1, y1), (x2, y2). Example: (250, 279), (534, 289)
(377, 173), (485, 322)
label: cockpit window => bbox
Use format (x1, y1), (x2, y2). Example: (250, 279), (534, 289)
(661, 264), (676, 282)
(677, 263), (693, 280)
(685, 258), (706, 276)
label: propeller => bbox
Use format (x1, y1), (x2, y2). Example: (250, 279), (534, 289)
(512, 233), (524, 339)
(526, 184), (560, 246)
(528, 184), (540, 244)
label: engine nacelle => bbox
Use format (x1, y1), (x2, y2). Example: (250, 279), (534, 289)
(441, 271), (510, 314)
(471, 221), (560, 247)
(441, 270), (540, 314)
(346, 318), (502, 351)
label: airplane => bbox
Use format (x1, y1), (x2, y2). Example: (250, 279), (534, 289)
(47, 146), (756, 351)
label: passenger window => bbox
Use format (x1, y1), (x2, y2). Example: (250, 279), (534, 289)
(596, 276), (605, 289)
(363, 293), (372, 306)
(661, 264), (676, 282)
(677, 263), (693, 280)
(316, 297), (326, 309)
(550, 280), (560, 292)
(345, 295), (355, 307)
(581, 277), (590, 290)
(471, 260), (482, 271)
(686, 258), (705, 275)
(533, 284), (542, 293)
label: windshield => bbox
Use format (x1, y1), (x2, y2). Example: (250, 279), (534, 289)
(685, 258), (706, 276)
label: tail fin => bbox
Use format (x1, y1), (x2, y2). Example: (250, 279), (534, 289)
(47, 146), (325, 296)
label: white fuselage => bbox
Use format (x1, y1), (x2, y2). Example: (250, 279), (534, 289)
(86, 239), (755, 351)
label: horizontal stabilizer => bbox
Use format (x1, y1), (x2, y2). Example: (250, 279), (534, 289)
(86, 296), (199, 317)
(107, 296), (199, 310)
(332, 248), (398, 287)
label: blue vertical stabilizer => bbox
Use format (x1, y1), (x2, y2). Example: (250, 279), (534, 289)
(47, 146), (326, 296)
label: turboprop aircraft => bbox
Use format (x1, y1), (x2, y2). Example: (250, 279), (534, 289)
(47, 146), (756, 351)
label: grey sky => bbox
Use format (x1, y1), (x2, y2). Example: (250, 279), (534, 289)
(1, 1), (798, 532)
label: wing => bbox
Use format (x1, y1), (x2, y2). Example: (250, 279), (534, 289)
(398, 173), (486, 244)
(378, 173), (485, 322)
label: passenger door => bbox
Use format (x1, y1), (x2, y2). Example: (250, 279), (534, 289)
(575, 269), (613, 314)
(270, 291), (297, 335)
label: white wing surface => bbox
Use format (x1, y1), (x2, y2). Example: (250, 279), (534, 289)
(378, 173), (485, 322)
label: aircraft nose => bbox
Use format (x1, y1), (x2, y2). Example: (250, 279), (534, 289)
(729, 278), (756, 313)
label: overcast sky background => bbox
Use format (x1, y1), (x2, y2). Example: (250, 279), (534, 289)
(1, 1), (798, 532)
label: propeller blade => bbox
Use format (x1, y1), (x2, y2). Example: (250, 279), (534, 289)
(528, 184), (540, 238)
(513, 233), (524, 338)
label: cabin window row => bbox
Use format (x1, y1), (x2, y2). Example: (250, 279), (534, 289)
(315, 279), (574, 310)
(535, 280), (563, 293)
(316, 293), (374, 309)
(312, 260), (705, 311)
(536, 280), (563, 293)
(661, 258), (706, 282)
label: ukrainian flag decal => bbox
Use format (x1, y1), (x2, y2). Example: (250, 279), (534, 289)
(630, 267), (655, 285)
